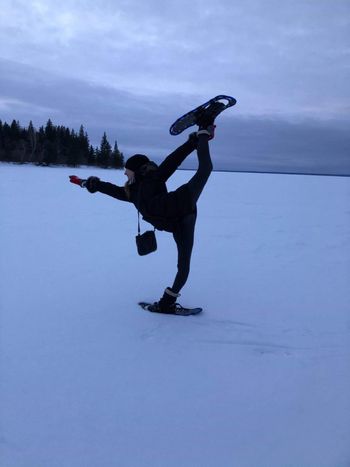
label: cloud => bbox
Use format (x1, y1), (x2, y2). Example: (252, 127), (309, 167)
(213, 116), (350, 175)
(0, 97), (56, 117)
(1, 0), (349, 118)
(1, 58), (349, 175)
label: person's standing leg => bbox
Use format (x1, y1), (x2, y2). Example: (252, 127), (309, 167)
(157, 211), (197, 311)
(171, 211), (197, 293)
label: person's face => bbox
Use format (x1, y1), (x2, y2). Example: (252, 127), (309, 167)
(124, 168), (135, 181)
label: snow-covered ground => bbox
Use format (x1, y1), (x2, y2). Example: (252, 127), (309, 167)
(1, 163), (350, 467)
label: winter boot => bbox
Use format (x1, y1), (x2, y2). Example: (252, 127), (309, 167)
(147, 287), (180, 314)
(197, 101), (226, 130)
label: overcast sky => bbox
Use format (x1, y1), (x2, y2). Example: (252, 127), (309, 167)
(0, 0), (349, 174)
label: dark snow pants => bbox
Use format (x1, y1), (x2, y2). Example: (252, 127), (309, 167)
(171, 135), (213, 294)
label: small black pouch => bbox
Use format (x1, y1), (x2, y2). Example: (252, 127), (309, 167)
(136, 230), (157, 256)
(135, 183), (157, 256)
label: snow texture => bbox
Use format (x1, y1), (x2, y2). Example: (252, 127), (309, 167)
(1, 164), (350, 467)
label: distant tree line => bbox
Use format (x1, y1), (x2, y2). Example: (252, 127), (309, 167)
(0, 119), (124, 168)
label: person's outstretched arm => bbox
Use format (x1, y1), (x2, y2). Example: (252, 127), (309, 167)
(157, 133), (197, 182)
(69, 176), (129, 202)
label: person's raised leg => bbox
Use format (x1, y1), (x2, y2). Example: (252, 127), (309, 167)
(187, 131), (213, 206)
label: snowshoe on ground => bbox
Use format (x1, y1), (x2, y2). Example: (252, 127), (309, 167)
(141, 287), (202, 315)
(139, 302), (203, 316)
(169, 94), (236, 135)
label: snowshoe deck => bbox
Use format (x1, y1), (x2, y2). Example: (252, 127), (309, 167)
(139, 302), (202, 316)
(169, 94), (236, 135)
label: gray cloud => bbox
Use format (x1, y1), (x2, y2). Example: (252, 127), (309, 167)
(1, 58), (348, 175)
(1, 0), (349, 115)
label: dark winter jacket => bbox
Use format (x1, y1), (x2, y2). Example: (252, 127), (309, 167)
(95, 138), (197, 232)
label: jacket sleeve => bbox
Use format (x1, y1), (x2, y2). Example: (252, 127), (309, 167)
(157, 138), (197, 182)
(96, 181), (129, 202)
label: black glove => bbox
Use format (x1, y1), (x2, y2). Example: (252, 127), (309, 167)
(85, 176), (100, 193)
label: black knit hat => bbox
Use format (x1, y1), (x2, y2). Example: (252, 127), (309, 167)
(125, 154), (149, 172)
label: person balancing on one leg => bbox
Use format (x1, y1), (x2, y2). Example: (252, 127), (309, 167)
(70, 100), (228, 315)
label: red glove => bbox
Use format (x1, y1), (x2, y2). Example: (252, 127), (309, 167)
(69, 175), (86, 187)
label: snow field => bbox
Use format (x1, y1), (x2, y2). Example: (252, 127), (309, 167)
(1, 164), (349, 467)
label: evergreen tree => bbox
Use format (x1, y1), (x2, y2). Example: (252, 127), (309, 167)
(66, 130), (80, 167)
(97, 132), (112, 168)
(0, 120), (3, 152)
(36, 126), (46, 165)
(0, 118), (123, 168)
(1, 122), (12, 161)
(55, 126), (68, 165)
(42, 140), (57, 165)
(88, 145), (96, 166)
(78, 125), (90, 165)
(41, 119), (58, 165)
(111, 140), (124, 168)
(28, 121), (37, 162)
(45, 119), (55, 142)
(10, 120), (21, 140)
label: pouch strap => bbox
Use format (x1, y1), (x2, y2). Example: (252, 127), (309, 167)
(137, 183), (155, 234)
